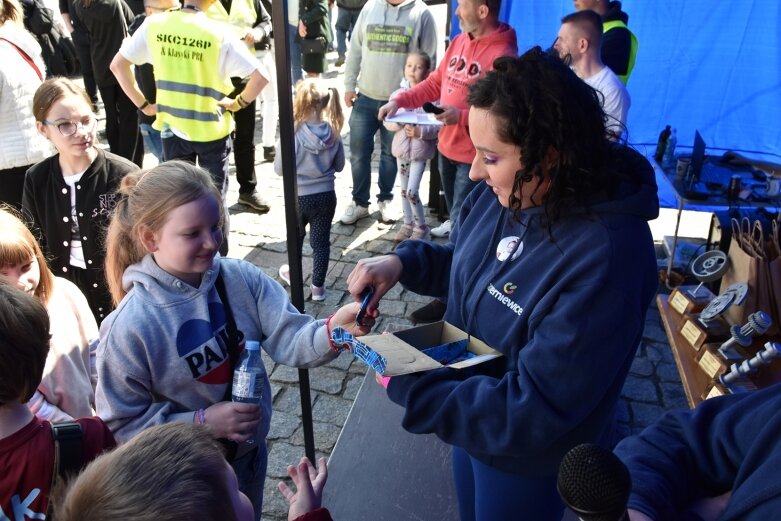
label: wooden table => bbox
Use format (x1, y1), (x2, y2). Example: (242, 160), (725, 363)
(658, 293), (781, 408)
(657, 294), (714, 407)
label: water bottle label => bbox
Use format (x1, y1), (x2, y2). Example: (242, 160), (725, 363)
(232, 371), (261, 401)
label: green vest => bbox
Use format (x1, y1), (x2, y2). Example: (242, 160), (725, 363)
(147, 11), (234, 142)
(603, 19), (638, 85)
(206, 0), (257, 48)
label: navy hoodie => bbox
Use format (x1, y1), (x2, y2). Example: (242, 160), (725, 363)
(389, 144), (659, 477)
(615, 383), (781, 520)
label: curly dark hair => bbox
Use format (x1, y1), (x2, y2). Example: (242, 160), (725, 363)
(467, 47), (613, 226)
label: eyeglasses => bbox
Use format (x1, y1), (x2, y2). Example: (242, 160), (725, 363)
(42, 116), (97, 137)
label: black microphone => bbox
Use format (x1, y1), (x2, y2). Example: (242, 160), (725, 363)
(557, 443), (631, 521)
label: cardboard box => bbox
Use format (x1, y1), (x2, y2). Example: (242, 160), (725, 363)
(356, 321), (503, 376)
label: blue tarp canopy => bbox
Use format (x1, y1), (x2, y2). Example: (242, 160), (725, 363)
(450, 0), (781, 163)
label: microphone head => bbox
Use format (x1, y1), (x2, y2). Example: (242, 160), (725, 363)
(557, 443), (631, 521)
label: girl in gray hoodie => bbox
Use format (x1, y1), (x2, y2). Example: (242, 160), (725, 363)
(275, 78), (345, 301)
(97, 161), (371, 517)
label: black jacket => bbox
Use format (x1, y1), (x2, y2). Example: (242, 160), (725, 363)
(22, 149), (138, 322)
(602, 1), (633, 78)
(71, 0), (134, 86)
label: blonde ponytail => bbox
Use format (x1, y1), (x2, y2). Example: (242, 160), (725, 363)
(104, 162), (223, 305)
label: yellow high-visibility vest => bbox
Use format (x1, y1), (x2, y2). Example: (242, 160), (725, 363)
(207, 0), (257, 48)
(147, 11), (234, 142)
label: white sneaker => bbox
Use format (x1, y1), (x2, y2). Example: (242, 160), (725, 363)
(377, 200), (396, 223)
(340, 201), (370, 224)
(278, 264), (290, 285)
(431, 220), (451, 238)
(311, 285), (326, 301)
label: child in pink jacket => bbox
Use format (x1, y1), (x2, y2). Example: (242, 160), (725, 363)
(383, 51), (439, 242)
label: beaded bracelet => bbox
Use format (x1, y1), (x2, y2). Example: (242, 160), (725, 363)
(194, 408), (206, 425)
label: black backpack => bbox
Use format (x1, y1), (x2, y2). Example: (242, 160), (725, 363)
(22, 0), (81, 77)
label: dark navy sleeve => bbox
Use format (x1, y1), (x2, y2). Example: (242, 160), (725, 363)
(394, 240), (454, 299)
(614, 386), (781, 520)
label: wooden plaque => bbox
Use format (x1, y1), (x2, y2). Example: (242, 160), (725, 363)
(702, 382), (729, 401)
(698, 346), (730, 380)
(680, 318), (707, 351)
(669, 286), (715, 315)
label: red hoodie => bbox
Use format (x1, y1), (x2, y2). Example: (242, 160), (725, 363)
(391, 22), (517, 164)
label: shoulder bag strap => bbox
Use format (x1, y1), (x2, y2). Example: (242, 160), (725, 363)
(215, 273), (240, 401)
(48, 421), (83, 517)
(0, 37), (44, 81)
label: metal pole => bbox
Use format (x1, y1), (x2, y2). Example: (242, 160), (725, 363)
(271, 0), (316, 464)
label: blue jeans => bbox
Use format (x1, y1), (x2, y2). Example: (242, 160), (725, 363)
(348, 94), (397, 206)
(231, 444), (268, 521)
(139, 123), (163, 161)
(288, 24), (303, 85)
(335, 7), (361, 56)
(439, 153), (476, 220)
(451, 446), (565, 521)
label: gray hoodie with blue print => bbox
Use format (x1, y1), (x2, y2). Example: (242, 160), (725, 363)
(95, 254), (337, 443)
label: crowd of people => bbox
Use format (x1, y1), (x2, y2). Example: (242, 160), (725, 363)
(5, 0), (763, 520)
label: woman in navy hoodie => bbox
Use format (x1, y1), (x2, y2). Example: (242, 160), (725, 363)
(347, 47), (659, 520)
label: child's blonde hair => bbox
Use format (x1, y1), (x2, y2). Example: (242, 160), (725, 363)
(407, 50), (432, 73)
(0, 207), (55, 304)
(104, 161), (223, 305)
(53, 423), (236, 521)
(293, 79), (344, 135)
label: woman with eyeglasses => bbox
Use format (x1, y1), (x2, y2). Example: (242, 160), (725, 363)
(23, 77), (139, 324)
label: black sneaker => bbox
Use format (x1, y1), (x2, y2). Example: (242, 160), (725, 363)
(238, 192), (270, 213)
(263, 146), (276, 162)
(409, 298), (446, 324)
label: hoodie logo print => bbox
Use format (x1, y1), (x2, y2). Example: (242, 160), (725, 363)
(365, 24), (412, 54)
(176, 302), (240, 383)
(446, 54), (482, 95)
(487, 283), (524, 316)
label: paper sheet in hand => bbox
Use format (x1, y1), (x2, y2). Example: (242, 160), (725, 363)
(384, 110), (443, 126)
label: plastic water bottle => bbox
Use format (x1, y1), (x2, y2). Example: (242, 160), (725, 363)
(654, 125), (671, 163)
(231, 340), (264, 444)
(663, 128), (678, 168)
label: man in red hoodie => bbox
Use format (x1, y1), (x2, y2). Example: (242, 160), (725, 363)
(378, 0), (517, 323)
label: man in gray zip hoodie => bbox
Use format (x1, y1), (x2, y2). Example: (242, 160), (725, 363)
(340, 0), (437, 225)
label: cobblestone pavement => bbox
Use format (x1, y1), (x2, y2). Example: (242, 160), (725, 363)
(95, 48), (688, 520)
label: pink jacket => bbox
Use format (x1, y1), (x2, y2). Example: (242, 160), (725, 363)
(391, 23), (517, 164)
(383, 86), (439, 162)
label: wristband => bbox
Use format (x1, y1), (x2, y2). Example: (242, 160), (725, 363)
(237, 94), (249, 109)
(325, 312), (338, 352)
(138, 100), (150, 110)
(194, 408), (206, 425)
